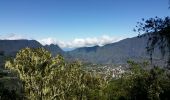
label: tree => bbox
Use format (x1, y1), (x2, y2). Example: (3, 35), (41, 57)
(5, 47), (109, 100)
(134, 16), (170, 67)
(5, 48), (53, 99)
(107, 61), (170, 100)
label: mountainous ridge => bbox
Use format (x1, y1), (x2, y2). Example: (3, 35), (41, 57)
(68, 35), (164, 64)
(0, 40), (64, 57)
(0, 40), (42, 56)
(0, 35), (165, 65)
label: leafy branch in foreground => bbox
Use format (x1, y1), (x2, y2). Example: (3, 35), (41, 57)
(5, 48), (109, 100)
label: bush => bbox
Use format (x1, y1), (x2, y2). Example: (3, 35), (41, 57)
(5, 48), (109, 100)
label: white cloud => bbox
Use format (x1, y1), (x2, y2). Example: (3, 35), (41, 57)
(0, 33), (30, 40)
(0, 33), (125, 49)
(38, 35), (125, 48)
(38, 38), (58, 45)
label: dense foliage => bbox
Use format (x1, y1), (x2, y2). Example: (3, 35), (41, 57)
(3, 48), (170, 100)
(0, 69), (21, 100)
(0, 81), (21, 100)
(107, 61), (170, 100)
(5, 48), (109, 100)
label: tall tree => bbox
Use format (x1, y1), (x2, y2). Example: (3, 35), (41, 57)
(5, 48), (109, 100)
(135, 16), (170, 67)
(5, 48), (52, 99)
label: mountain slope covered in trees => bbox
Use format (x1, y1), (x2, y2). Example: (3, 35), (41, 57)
(68, 35), (163, 64)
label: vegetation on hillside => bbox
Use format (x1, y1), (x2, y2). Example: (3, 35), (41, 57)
(1, 48), (169, 100)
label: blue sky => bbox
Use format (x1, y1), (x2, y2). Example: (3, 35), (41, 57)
(0, 0), (169, 48)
